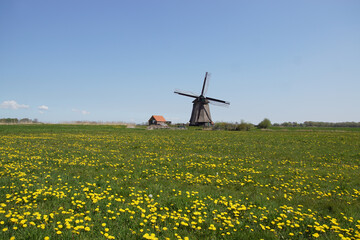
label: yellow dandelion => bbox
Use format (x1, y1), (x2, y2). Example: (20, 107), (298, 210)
(313, 233), (320, 238)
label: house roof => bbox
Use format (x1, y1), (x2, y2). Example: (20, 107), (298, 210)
(151, 115), (166, 122)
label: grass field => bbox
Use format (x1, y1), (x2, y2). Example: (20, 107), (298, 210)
(0, 125), (359, 240)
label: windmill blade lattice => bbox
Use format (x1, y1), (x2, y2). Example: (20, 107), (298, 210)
(206, 96), (230, 105)
(174, 90), (199, 99)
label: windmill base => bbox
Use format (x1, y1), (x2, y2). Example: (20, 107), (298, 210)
(189, 101), (213, 126)
(189, 122), (214, 127)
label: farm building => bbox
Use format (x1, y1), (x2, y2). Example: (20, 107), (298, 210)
(148, 115), (170, 125)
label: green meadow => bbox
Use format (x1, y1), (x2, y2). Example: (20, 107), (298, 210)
(0, 124), (359, 239)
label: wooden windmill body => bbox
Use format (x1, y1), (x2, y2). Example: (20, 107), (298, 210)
(175, 72), (230, 126)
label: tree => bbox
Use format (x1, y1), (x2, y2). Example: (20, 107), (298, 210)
(257, 118), (271, 129)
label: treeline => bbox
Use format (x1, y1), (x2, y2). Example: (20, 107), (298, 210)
(213, 118), (271, 131)
(0, 118), (39, 124)
(273, 121), (360, 128)
(213, 121), (254, 131)
(213, 119), (360, 131)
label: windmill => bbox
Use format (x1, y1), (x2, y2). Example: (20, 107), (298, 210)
(174, 72), (230, 126)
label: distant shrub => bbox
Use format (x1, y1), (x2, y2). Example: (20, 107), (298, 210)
(257, 118), (271, 129)
(212, 122), (230, 131)
(272, 121), (360, 128)
(0, 118), (19, 124)
(0, 118), (39, 124)
(213, 121), (253, 131)
(303, 121), (360, 128)
(236, 121), (253, 131)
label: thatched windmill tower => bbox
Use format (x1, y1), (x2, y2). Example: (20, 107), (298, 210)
(174, 72), (230, 126)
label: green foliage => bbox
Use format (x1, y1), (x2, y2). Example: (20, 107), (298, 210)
(0, 118), (38, 124)
(0, 118), (19, 124)
(274, 121), (360, 128)
(257, 118), (272, 129)
(236, 121), (253, 131)
(303, 121), (360, 127)
(213, 121), (253, 131)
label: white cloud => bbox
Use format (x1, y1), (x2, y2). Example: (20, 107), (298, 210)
(38, 105), (49, 111)
(81, 110), (90, 115)
(0, 100), (29, 110)
(72, 108), (90, 115)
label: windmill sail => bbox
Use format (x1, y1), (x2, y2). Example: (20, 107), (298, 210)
(201, 72), (208, 96)
(174, 90), (198, 98)
(206, 97), (230, 106)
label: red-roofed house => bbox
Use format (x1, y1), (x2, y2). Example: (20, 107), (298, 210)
(148, 115), (169, 125)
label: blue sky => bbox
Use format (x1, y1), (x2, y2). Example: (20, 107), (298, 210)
(1, 1), (359, 124)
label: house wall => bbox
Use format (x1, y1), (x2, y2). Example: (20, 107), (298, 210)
(148, 117), (156, 125)
(148, 116), (167, 125)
